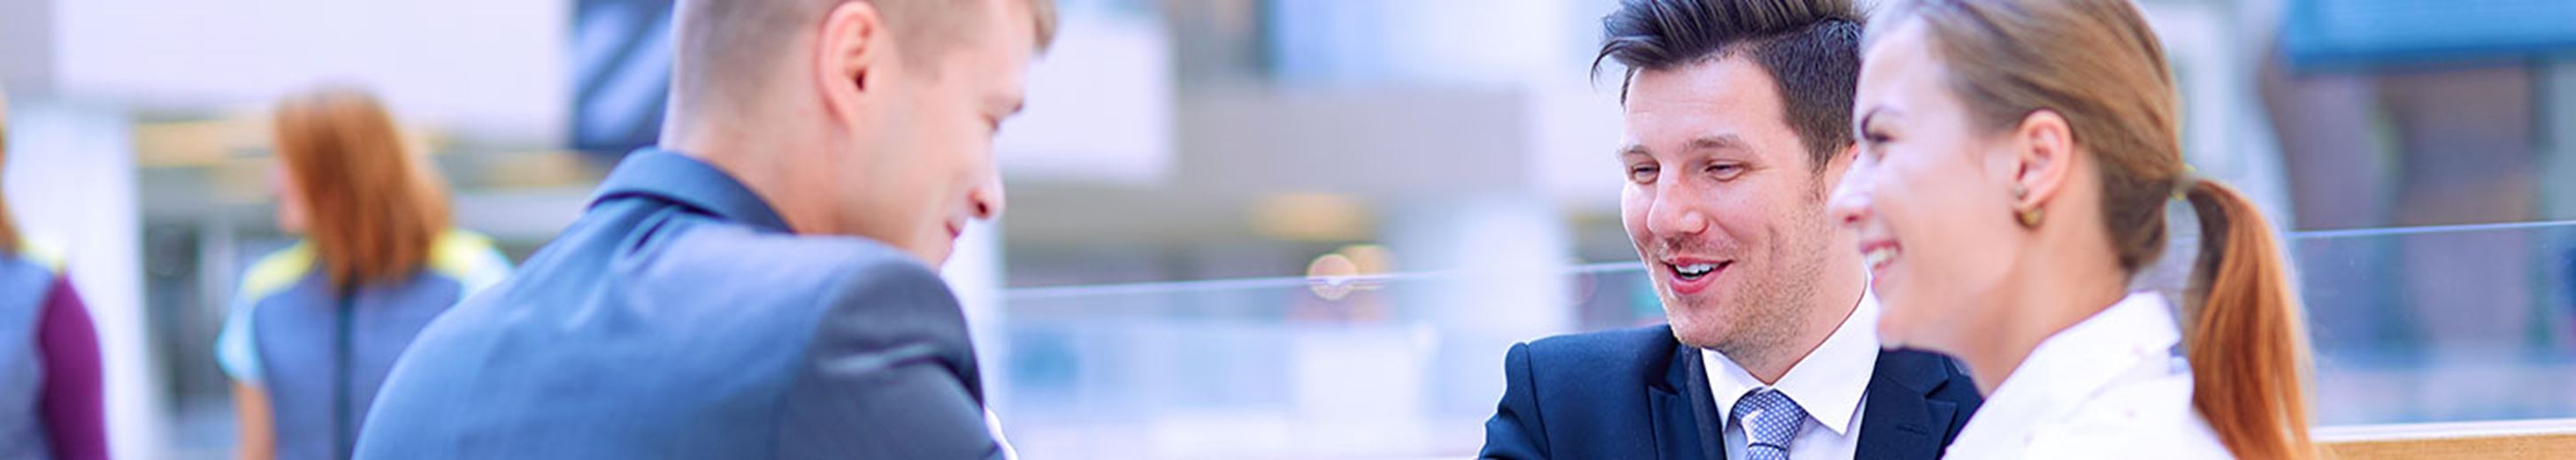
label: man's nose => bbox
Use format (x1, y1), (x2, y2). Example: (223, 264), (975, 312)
(1644, 184), (1709, 237)
(967, 172), (1006, 220)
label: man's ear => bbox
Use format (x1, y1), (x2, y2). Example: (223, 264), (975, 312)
(814, 2), (887, 119)
(2010, 110), (2077, 211)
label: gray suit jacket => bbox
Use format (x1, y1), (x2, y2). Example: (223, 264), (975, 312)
(356, 150), (1002, 459)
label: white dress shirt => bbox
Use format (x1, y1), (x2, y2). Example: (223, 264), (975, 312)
(1943, 291), (2234, 459)
(1701, 290), (1881, 460)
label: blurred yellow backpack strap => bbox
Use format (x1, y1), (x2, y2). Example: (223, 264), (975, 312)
(216, 242), (317, 387)
(19, 236), (66, 273)
(430, 229), (514, 296)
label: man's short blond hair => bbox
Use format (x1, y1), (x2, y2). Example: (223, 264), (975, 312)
(670, 0), (1056, 120)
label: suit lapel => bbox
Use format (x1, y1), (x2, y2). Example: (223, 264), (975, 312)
(1649, 384), (1694, 460)
(1654, 341), (1726, 460)
(1856, 351), (1961, 460)
(1654, 336), (1975, 460)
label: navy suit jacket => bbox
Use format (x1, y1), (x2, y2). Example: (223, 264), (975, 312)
(1481, 325), (1982, 460)
(356, 150), (1003, 459)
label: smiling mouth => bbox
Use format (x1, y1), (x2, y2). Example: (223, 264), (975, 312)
(1859, 242), (1900, 272)
(1666, 260), (1730, 281)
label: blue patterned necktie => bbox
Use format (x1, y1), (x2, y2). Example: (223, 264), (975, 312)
(1733, 388), (1810, 460)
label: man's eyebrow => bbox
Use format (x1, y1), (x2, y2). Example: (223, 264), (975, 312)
(1620, 134), (1746, 158)
(1686, 134), (1746, 151)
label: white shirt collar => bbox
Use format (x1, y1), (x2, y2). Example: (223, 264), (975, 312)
(1957, 290), (2184, 442)
(1702, 289), (1882, 435)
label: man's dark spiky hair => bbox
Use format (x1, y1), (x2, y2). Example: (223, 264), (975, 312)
(1594, 0), (1866, 171)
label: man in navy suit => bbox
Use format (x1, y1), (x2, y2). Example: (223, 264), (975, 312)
(356, 0), (1056, 457)
(1481, 1), (1980, 458)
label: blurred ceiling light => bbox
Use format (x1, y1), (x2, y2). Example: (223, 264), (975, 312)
(208, 157), (275, 204)
(479, 150), (602, 188)
(1305, 243), (1396, 302)
(1250, 192), (1371, 242)
(1306, 253), (1361, 301)
(1335, 243), (1394, 274)
(133, 118), (266, 167)
(134, 110), (448, 169)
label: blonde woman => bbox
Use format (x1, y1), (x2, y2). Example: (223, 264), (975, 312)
(217, 88), (510, 460)
(1828, 0), (2316, 457)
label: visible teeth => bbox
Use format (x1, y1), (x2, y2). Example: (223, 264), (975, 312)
(1675, 264), (1715, 276)
(1863, 248), (1896, 267)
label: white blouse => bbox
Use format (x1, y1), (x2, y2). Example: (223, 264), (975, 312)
(1942, 291), (2236, 459)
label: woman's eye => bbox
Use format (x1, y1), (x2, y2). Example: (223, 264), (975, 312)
(1628, 165), (1659, 183)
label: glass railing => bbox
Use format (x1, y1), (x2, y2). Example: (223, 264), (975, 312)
(986, 219), (2576, 458)
(2290, 220), (2576, 426)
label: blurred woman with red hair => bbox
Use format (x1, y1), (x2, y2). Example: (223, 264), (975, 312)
(218, 87), (512, 460)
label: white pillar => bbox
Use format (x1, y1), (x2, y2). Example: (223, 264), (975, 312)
(4, 100), (161, 459)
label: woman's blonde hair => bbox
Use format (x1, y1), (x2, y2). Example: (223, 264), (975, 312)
(1883, 0), (2317, 456)
(272, 87), (453, 290)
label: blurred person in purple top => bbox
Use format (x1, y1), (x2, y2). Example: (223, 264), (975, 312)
(0, 84), (111, 460)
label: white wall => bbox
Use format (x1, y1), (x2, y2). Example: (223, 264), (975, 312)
(0, 0), (57, 93)
(51, 0), (571, 144)
(995, 5), (1176, 187)
(4, 100), (158, 460)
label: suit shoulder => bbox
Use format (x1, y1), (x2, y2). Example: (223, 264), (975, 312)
(770, 236), (953, 316)
(647, 225), (964, 342)
(646, 212), (911, 264)
(808, 248), (957, 319)
(1875, 349), (1966, 379)
(622, 215), (933, 302)
(1525, 324), (1675, 356)
(1518, 324), (1679, 378)
(1876, 349), (1983, 406)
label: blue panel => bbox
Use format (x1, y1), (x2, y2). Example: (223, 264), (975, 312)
(570, 0), (674, 158)
(2281, 0), (2576, 71)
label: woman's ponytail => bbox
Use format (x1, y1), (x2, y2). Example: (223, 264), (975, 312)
(1889, 0), (2319, 453)
(2181, 179), (2318, 459)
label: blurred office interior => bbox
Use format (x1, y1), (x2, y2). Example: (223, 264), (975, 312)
(1, 0), (2573, 457)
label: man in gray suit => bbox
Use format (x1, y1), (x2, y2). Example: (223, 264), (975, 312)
(355, 0), (1057, 457)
